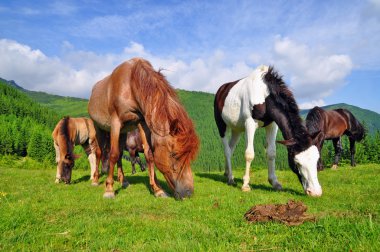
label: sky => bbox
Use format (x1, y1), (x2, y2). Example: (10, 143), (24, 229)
(0, 0), (380, 112)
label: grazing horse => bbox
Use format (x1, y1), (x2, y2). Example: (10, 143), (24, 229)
(88, 58), (199, 199)
(306, 107), (365, 170)
(124, 129), (146, 174)
(214, 65), (323, 197)
(52, 117), (101, 185)
(99, 129), (146, 175)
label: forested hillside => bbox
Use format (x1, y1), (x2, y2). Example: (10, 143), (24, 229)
(0, 80), (59, 162)
(1, 78), (380, 171)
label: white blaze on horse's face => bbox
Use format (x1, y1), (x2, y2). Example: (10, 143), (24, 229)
(294, 145), (322, 197)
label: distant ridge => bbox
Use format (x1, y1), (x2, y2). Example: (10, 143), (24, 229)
(0, 77), (26, 91)
(2, 77), (380, 133)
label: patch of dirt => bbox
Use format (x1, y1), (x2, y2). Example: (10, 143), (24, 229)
(244, 200), (315, 226)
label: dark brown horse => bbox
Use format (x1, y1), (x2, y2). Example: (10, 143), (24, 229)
(100, 129), (146, 175)
(306, 107), (365, 170)
(124, 129), (146, 174)
(52, 117), (101, 185)
(88, 58), (199, 199)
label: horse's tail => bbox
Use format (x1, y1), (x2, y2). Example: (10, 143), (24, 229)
(340, 109), (366, 141)
(305, 106), (324, 135)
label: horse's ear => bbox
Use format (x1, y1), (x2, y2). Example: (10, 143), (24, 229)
(170, 119), (180, 136)
(311, 130), (324, 145)
(277, 138), (297, 146)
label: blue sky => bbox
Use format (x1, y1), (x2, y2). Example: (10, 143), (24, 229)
(0, 0), (379, 112)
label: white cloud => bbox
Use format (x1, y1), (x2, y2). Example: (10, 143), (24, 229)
(0, 38), (354, 110)
(271, 37), (353, 108)
(0, 39), (107, 98)
(298, 99), (326, 110)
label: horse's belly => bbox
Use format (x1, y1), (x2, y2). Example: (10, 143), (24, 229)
(221, 100), (246, 130)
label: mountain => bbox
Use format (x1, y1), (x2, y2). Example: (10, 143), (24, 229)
(0, 77), (26, 91)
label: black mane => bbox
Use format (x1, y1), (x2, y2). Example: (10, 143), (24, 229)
(264, 66), (311, 152)
(305, 106), (324, 135)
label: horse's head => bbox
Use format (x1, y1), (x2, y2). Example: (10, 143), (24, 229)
(153, 141), (194, 200)
(278, 132), (323, 197)
(59, 153), (77, 184)
(152, 123), (198, 200)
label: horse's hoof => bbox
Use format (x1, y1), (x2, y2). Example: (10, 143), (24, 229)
(91, 182), (99, 186)
(273, 183), (283, 191)
(241, 185), (251, 192)
(154, 190), (169, 198)
(55, 178), (61, 184)
(227, 177), (236, 186)
(331, 165), (338, 170)
(103, 191), (115, 199)
(122, 181), (129, 189)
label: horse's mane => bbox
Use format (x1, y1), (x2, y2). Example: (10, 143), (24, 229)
(59, 116), (71, 156)
(306, 106), (324, 135)
(263, 66), (311, 150)
(130, 58), (199, 166)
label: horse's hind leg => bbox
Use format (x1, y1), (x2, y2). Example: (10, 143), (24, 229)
(222, 129), (241, 186)
(332, 137), (342, 170)
(349, 138), (356, 167)
(130, 150), (137, 174)
(265, 122), (282, 190)
(138, 123), (168, 197)
(136, 153), (146, 172)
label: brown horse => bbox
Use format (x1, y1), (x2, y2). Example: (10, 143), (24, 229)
(88, 58), (199, 199)
(52, 117), (101, 185)
(306, 107), (365, 170)
(124, 129), (146, 174)
(97, 130), (145, 176)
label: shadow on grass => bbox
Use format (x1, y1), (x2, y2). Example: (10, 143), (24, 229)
(88, 172), (172, 198)
(72, 175), (91, 184)
(195, 172), (242, 186)
(196, 172), (304, 196)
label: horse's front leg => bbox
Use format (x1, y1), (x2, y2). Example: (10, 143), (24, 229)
(317, 140), (325, 171)
(138, 123), (168, 197)
(349, 138), (356, 167)
(54, 142), (62, 183)
(242, 118), (258, 192)
(265, 122), (282, 190)
(332, 137), (342, 170)
(117, 155), (129, 188)
(117, 134), (129, 188)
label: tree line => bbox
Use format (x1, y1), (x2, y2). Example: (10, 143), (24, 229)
(1, 82), (380, 172)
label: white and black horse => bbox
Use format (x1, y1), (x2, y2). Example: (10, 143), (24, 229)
(214, 65), (323, 197)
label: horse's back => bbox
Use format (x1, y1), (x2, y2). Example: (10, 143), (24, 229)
(88, 60), (140, 132)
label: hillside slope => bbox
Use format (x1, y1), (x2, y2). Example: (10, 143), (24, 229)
(2, 77), (380, 171)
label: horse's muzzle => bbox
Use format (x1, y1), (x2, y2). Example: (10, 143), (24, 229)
(174, 187), (193, 200)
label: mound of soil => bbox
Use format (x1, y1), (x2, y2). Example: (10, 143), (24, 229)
(244, 200), (315, 226)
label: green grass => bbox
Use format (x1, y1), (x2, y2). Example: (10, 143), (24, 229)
(0, 164), (379, 251)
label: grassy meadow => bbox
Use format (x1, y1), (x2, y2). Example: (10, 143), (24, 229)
(0, 163), (379, 251)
